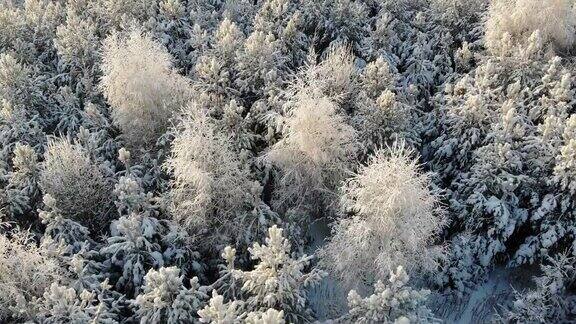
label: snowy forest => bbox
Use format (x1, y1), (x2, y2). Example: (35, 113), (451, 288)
(1, 0), (576, 322)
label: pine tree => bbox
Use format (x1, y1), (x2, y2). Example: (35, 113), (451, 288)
(342, 266), (438, 323)
(203, 225), (324, 323)
(133, 266), (207, 323)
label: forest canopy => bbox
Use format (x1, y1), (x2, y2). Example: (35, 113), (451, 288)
(1, 0), (576, 322)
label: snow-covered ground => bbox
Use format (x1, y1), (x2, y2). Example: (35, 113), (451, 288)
(432, 266), (538, 323)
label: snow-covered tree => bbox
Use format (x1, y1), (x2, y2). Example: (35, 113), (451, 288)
(352, 88), (417, 155)
(166, 107), (270, 248)
(235, 30), (286, 97)
(54, 9), (99, 75)
(133, 266), (207, 323)
(429, 0), (487, 42)
(100, 29), (191, 151)
(39, 194), (91, 255)
(100, 212), (165, 297)
(0, 0), (64, 65)
(449, 99), (534, 270)
(485, 0), (576, 57)
(198, 292), (286, 324)
(265, 84), (358, 215)
(0, 227), (68, 321)
(427, 67), (500, 183)
(4, 142), (41, 218)
(208, 225), (325, 322)
(301, 45), (359, 106)
(39, 138), (113, 231)
(192, 17), (243, 103)
(35, 281), (119, 323)
(320, 144), (446, 291)
(198, 290), (243, 323)
(0, 53), (37, 107)
(151, 0), (195, 72)
(501, 252), (576, 322)
(300, 0), (369, 51)
(0, 54), (45, 172)
(252, 0), (308, 69)
(340, 266), (438, 323)
(95, 0), (157, 31)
